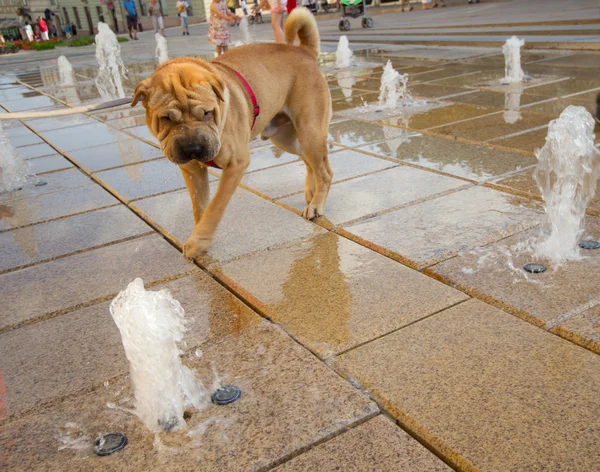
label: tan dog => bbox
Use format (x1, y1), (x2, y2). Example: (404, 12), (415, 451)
(132, 8), (332, 259)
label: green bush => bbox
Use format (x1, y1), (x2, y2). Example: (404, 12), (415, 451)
(30, 41), (57, 50)
(67, 36), (95, 47)
(117, 36), (129, 43)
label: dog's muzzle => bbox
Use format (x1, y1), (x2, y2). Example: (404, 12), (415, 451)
(171, 127), (218, 164)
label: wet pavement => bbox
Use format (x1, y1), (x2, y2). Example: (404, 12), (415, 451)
(1, 5), (600, 471)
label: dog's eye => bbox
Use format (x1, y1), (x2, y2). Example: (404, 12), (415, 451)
(203, 111), (214, 122)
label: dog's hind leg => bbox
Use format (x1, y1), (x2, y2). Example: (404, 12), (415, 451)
(296, 130), (332, 220)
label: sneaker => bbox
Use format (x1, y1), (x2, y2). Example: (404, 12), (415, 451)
(129, 32), (133, 39)
(182, 31), (185, 36)
(186, 32), (190, 35)
(134, 37), (139, 40)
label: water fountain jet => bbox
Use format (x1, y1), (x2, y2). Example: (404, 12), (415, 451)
(502, 36), (525, 84)
(0, 124), (30, 193)
(335, 35), (353, 69)
(110, 278), (209, 432)
(240, 16), (252, 44)
(378, 60), (410, 109)
(155, 33), (169, 64)
(95, 22), (127, 100)
(533, 105), (600, 265)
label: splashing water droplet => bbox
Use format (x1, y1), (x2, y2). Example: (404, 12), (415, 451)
(95, 22), (127, 100)
(378, 60), (411, 109)
(0, 124), (30, 193)
(502, 36), (525, 84)
(155, 33), (169, 65)
(335, 35), (353, 69)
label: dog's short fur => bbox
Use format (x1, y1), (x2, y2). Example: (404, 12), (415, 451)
(132, 8), (332, 259)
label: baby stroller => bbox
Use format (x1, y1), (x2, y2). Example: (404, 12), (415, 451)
(339, 0), (373, 30)
(248, 6), (263, 24)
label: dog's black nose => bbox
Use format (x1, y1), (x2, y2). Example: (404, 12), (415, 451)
(175, 135), (209, 161)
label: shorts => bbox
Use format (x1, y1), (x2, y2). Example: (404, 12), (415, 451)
(127, 15), (138, 29)
(41, 31), (49, 41)
(180, 16), (189, 28)
(268, 0), (287, 12)
(152, 15), (164, 30)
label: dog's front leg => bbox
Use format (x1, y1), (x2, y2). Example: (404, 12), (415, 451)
(180, 160), (210, 225)
(183, 159), (248, 259)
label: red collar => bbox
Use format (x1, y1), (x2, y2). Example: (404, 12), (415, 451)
(204, 62), (260, 170)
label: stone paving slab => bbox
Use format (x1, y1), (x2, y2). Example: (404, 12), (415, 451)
(67, 139), (164, 172)
(409, 84), (471, 99)
(447, 90), (550, 109)
(132, 185), (324, 263)
(93, 158), (212, 203)
(9, 132), (43, 148)
(489, 126), (548, 153)
(553, 304), (600, 355)
(274, 415), (451, 472)
(433, 111), (551, 143)
(0, 206), (152, 272)
(242, 150), (396, 199)
(328, 119), (412, 148)
(0, 185), (119, 231)
(282, 165), (469, 226)
(40, 123), (130, 152)
(335, 299), (600, 471)
(16, 142), (57, 159)
(523, 78), (600, 98)
(215, 232), (467, 359)
(0, 270), (262, 419)
(426, 219), (600, 331)
(400, 103), (498, 130)
(0, 325), (378, 471)
(2, 95), (60, 111)
(0, 234), (191, 331)
(26, 114), (97, 132)
(0, 168), (92, 203)
(346, 186), (543, 269)
(356, 133), (537, 182)
(27, 154), (73, 174)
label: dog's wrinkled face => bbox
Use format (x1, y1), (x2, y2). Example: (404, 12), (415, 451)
(132, 59), (225, 165)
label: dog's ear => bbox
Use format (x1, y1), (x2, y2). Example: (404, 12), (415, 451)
(132, 79), (151, 107)
(209, 75), (225, 102)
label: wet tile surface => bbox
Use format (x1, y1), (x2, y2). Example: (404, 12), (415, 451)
(26, 114), (98, 132)
(0, 235), (191, 330)
(243, 149), (396, 199)
(347, 186), (543, 269)
(335, 299), (600, 471)
(26, 154), (73, 174)
(490, 126), (549, 153)
(0, 168), (92, 203)
(433, 112), (551, 142)
(1, 325), (378, 471)
(9, 132), (43, 147)
(216, 233), (467, 358)
(282, 165), (468, 225)
(41, 122), (130, 152)
(402, 103), (497, 130)
(357, 134), (537, 182)
(0, 270), (262, 418)
(0, 206), (152, 271)
(3, 95), (59, 111)
(0, 185), (119, 231)
(328, 119), (412, 147)
(16, 142), (56, 159)
(427, 219), (600, 329)
(133, 186), (323, 263)
(67, 139), (164, 172)
(275, 415), (451, 471)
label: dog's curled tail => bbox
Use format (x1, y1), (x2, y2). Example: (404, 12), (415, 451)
(285, 7), (320, 58)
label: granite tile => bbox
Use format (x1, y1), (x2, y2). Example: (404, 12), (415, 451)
(282, 165), (468, 225)
(521, 98), (595, 119)
(67, 139), (164, 172)
(0, 271), (261, 418)
(427, 218), (600, 329)
(133, 185), (322, 263)
(0, 185), (118, 231)
(448, 90), (549, 109)
(274, 416), (451, 472)
(357, 134), (536, 182)
(94, 158), (211, 202)
(0, 325), (378, 471)
(41, 123), (130, 152)
(3, 95), (59, 111)
(553, 304), (600, 355)
(9, 133), (43, 148)
(490, 126), (549, 153)
(242, 149), (396, 199)
(0, 235), (191, 330)
(126, 124), (159, 143)
(433, 112), (551, 143)
(246, 144), (301, 173)
(0, 206), (152, 271)
(215, 232), (467, 358)
(26, 154), (73, 174)
(409, 84), (470, 99)
(336, 299), (600, 471)
(523, 78), (600, 98)
(17, 142), (56, 159)
(398, 103), (497, 130)
(328, 119), (411, 148)
(26, 114), (97, 132)
(0, 168), (92, 203)
(347, 186), (543, 269)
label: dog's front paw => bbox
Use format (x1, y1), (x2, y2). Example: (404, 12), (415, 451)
(302, 204), (322, 220)
(183, 236), (213, 259)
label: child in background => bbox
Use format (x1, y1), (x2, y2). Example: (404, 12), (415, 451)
(177, 0), (190, 35)
(255, 0), (287, 44)
(209, 0), (237, 55)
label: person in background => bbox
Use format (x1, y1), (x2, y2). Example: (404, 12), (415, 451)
(37, 17), (49, 41)
(122, 0), (139, 40)
(71, 22), (77, 35)
(209, 0), (236, 55)
(400, 0), (413, 11)
(433, 0), (446, 6)
(286, 0), (296, 14)
(240, 0), (248, 16)
(177, 0), (190, 35)
(468, 0), (481, 3)
(421, 0), (432, 9)
(255, 0), (287, 43)
(64, 23), (71, 39)
(149, 0), (166, 36)
(24, 21), (34, 42)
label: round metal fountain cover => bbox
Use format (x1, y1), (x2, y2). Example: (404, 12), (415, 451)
(524, 263), (547, 274)
(94, 433), (127, 456)
(211, 385), (241, 405)
(579, 239), (600, 250)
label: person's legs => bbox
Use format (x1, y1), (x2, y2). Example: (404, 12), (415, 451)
(184, 16), (189, 34)
(222, 45), (229, 53)
(271, 11), (284, 43)
(159, 16), (165, 36)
